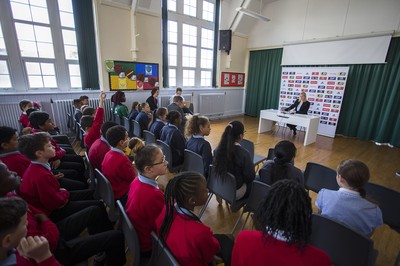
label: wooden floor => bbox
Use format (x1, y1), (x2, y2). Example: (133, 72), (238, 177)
(194, 115), (400, 266)
(76, 114), (399, 265)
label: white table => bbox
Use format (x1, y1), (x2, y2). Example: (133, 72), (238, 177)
(258, 109), (320, 146)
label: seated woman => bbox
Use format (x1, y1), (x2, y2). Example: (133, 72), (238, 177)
(285, 92), (310, 135)
(258, 140), (303, 186)
(232, 179), (331, 266)
(213, 121), (255, 200)
(316, 159), (383, 236)
(112, 91), (129, 118)
(156, 171), (233, 266)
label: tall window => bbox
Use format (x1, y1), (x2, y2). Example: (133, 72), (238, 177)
(0, 0), (81, 91)
(165, 0), (216, 88)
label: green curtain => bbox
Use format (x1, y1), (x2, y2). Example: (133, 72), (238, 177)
(337, 37), (400, 146)
(245, 48), (282, 116)
(72, 0), (99, 90)
(245, 37), (400, 146)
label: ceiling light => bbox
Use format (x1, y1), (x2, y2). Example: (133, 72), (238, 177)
(236, 7), (270, 22)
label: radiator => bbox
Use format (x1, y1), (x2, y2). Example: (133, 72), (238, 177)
(159, 94), (193, 108)
(199, 93), (225, 118)
(0, 103), (23, 131)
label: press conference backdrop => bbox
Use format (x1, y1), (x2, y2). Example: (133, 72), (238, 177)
(278, 67), (349, 138)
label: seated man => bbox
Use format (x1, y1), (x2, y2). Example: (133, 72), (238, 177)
(167, 96), (187, 132)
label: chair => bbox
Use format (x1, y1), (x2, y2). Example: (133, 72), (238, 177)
(94, 169), (118, 222)
(143, 130), (156, 144)
(84, 152), (99, 197)
(123, 117), (134, 137)
(148, 231), (179, 266)
(231, 180), (271, 234)
(156, 140), (183, 173)
(182, 149), (204, 175)
(199, 165), (247, 219)
(309, 213), (377, 266)
(303, 162), (339, 193)
(241, 139), (268, 170)
(116, 200), (142, 266)
(266, 148), (275, 160)
(132, 119), (142, 139)
(365, 182), (400, 233)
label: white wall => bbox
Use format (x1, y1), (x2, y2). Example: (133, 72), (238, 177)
(247, 0), (400, 49)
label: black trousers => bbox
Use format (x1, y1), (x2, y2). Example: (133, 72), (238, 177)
(213, 234), (234, 266)
(55, 205), (126, 266)
(50, 191), (96, 223)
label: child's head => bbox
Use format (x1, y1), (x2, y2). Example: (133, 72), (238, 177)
(101, 121), (118, 138)
(184, 115), (210, 138)
(106, 125), (128, 149)
(135, 144), (167, 176)
(82, 106), (96, 116)
(254, 179), (312, 250)
(128, 137), (145, 159)
(18, 132), (54, 161)
(337, 159), (370, 197)
(73, 99), (83, 109)
(19, 100), (33, 112)
(159, 171), (208, 240)
(155, 107), (168, 121)
(175, 87), (182, 95)
(80, 115), (94, 132)
(0, 197), (28, 252)
(131, 101), (140, 111)
(26, 108), (39, 117)
(140, 102), (150, 113)
(166, 110), (182, 126)
(274, 140), (296, 163)
(28, 111), (55, 131)
(79, 95), (89, 106)
(0, 127), (18, 152)
(0, 162), (20, 196)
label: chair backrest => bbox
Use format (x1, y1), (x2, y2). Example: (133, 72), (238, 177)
(244, 181), (271, 213)
(266, 148), (275, 160)
(116, 200), (141, 266)
(182, 149), (204, 175)
(156, 139), (174, 171)
(94, 169), (118, 222)
(84, 152), (96, 191)
(132, 119), (142, 138)
(148, 231), (180, 266)
(365, 182), (400, 233)
(143, 130), (156, 144)
(304, 162), (339, 193)
(240, 139), (255, 161)
(123, 117), (134, 137)
(113, 113), (120, 125)
(208, 165), (237, 205)
(309, 213), (376, 266)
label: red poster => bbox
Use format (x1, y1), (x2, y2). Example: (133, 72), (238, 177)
(221, 72), (245, 87)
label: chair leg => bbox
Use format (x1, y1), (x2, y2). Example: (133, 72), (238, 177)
(231, 209), (245, 234)
(198, 193), (213, 218)
(240, 212), (252, 231)
(394, 250), (400, 266)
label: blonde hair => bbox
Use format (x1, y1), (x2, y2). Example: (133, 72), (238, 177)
(126, 137), (145, 159)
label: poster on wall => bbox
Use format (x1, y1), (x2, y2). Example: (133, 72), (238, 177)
(278, 67), (349, 137)
(221, 72), (245, 87)
(106, 60), (159, 91)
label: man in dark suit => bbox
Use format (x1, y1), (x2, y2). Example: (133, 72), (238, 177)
(167, 96), (186, 132)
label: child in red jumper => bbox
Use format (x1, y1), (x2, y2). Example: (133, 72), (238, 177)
(88, 121), (117, 171)
(126, 144), (166, 256)
(18, 99), (33, 128)
(81, 91), (106, 149)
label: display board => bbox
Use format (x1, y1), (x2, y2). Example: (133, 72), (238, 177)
(106, 60), (159, 91)
(279, 67), (349, 137)
(221, 72), (245, 87)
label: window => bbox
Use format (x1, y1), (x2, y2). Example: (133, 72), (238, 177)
(0, 0), (81, 91)
(164, 0), (217, 88)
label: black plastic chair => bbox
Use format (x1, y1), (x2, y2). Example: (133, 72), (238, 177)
(148, 231), (180, 266)
(199, 165), (247, 219)
(303, 162), (339, 193)
(132, 119), (142, 139)
(231, 180), (271, 234)
(309, 213), (377, 266)
(116, 200), (142, 266)
(182, 149), (204, 176)
(266, 148), (275, 160)
(156, 140), (183, 173)
(94, 169), (118, 222)
(84, 152), (97, 194)
(143, 130), (156, 144)
(123, 117), (134, 137)
(241, 139), (268, 170)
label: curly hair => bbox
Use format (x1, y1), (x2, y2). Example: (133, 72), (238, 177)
(253, 179), (312, 250)
(337, 159), (370, 198)
(184, 115), (210, 138)
(159, 171), (203, 245)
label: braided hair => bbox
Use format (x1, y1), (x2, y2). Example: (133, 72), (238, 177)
(159, 171), (204, 245)
(337, 159), (369, 198)
(270, 140), (297, 183)
(253, 179), (312, 250)
(213, 120), (244, 177)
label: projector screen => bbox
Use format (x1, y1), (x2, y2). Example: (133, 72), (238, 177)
(282, 35), (392, 65)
